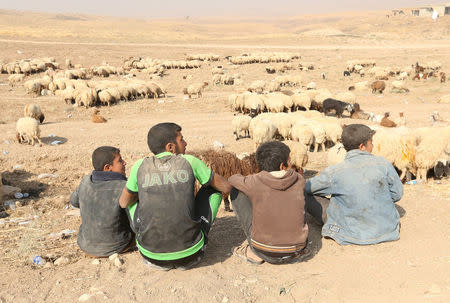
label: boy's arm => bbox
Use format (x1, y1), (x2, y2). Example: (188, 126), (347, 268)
(211, 173), (231, 195)
(69, 186), (80, 208)
(304, 169), (333, 196)
(119, 187), (138, 208)
(183, 155), (231, 194)
(386, 162), (403, 203)
(119, 159), (142, 208)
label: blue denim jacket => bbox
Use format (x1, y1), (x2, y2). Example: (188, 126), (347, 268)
(305, 150), (403, 245)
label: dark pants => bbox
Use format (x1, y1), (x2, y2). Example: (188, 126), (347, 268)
(230, 188), (307, 264)
(129, 186), (221, 268)
(304, 193), (330, 225)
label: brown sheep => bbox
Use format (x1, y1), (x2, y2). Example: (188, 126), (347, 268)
(371, 80), (386, 94)
(189, 149), (258, 212)
(92, 109), (107, 123)
(380, 112), (397, 128)
(440, 72), (446, 83)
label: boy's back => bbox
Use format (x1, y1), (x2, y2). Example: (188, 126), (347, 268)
(229, 169), (308, 251)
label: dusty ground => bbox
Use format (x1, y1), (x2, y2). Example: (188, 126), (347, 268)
(0, 9), (449, 303)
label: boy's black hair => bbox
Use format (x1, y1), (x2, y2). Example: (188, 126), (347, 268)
(341, 124), (376, 151)
(147, 122), (182, 154)
(256, 141), (290, 172)
(92, 146), (120, 171)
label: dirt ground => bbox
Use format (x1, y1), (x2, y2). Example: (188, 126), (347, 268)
(0, 9), (449, 303)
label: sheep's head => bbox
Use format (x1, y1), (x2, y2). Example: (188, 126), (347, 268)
(38, 113), (45, 124)
(346, 104), (353, 113)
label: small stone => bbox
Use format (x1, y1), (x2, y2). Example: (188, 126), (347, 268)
(91, 259), (100, 265)
(108, 253), (119, 261)
(114, 258), (123, 268)
(54, 256), (69, 266)
(78, 294), (93, 302)
(44, 262), (53, 268)
(222, 296), (229, 303)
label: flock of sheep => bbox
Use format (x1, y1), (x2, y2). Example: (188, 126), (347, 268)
(4, 51), (449, 183)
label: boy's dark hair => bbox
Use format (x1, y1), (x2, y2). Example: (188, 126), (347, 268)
(256, 141), (290, 172)
(341, 124), (376, 151)
(147, 122), (182, 154)
(92, 146), (120, 171)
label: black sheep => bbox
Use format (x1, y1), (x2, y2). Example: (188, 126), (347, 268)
(343, 70), (351, 77)
(323, 98), (353, 118)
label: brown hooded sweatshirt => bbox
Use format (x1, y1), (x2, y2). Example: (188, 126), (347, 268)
(229, 169), (308, 253)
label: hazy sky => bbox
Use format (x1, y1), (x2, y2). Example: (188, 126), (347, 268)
(0, 0), (436, 18)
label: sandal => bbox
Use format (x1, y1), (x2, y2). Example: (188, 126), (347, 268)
(231, 244), (264, 265)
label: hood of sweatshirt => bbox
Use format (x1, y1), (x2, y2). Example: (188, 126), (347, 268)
(256, 168), (298, 191)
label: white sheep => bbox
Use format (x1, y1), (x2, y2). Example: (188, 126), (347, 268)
(8, 74), (25, 86)
(16, 117), (42, 146)
(327, 143), (347, 166)
(263, 94), (285, 113)
(24, 104), (45, 124)
(414, 126), (450, 182)
(185, 82), (208, 98)
(251, 119), (277, 149)
(247, 80), (266, 94)
(232, 115), (252, 140)
(282, 140), (308, 171)
(291, 93), (311, 111)
(290, 121), (314, 151)
(391, 81), (409, 93)
(98, 90), (115, 106)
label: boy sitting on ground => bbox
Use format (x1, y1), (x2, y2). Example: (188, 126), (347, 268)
(119, 122), (231, 270)
(229, 141), (309, 264)
(70, 146), (134, 257)
(305, 124), (403, 245)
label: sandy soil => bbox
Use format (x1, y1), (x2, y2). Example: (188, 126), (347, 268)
(0, 10), (449, 303)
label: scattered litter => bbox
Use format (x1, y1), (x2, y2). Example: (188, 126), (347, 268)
(4, 140), (9, 144)
(4, 200), (15, 210)
(31, 256), (46, 266)
(18, 221), (30, 225)
(61, 229), (76, 235)
(3, 150), (8, 155)
(157, 100), (165, 104)
(14, 192), (24, 199)
(51, 140), (62, 146)
(213, 140), (224, 150)
(403, 99), (408, 105)
(406, 180), (423, 185)
(67, 114), (72, 118)
(37, 173), (59, 179)
(23, 193), (29, 198)
(13, 164), (22, 169)
(49, 134), (55, 137)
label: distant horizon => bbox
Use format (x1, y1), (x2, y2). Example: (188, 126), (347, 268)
(0, 0), (437, 19)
